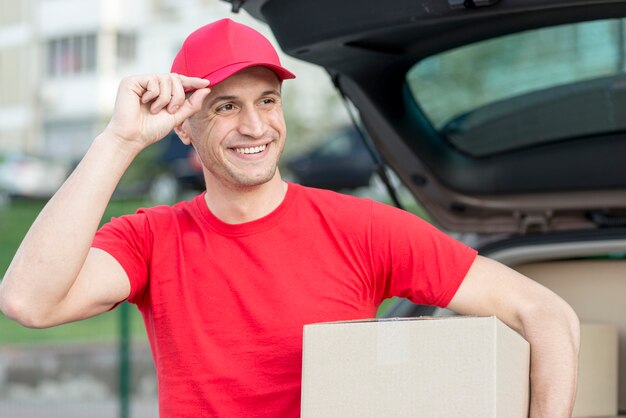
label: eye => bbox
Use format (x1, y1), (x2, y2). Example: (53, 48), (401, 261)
(259, 97), (278, 107)
(216, 103), (236, 113)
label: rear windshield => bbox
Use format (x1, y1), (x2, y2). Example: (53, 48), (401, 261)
(407, 19), (626, 157)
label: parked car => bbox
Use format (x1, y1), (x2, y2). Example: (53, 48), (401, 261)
(149, 131), (205, 204)
(0, 152), (70, 200)
(229, 0), (626, 413)
(283, 126), (378, 191)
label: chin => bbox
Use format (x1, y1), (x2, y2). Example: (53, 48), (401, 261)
(231, 171), (278, 188)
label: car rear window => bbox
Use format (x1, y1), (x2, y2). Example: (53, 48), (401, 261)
(406, 18), (626, 157)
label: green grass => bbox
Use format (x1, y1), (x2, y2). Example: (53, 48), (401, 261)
(376, 297), (399, 318)
(0, 200), (44, 276)
(0, 198), (150, 345)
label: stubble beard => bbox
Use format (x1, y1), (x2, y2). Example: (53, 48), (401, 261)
(209, 143), (283, 190)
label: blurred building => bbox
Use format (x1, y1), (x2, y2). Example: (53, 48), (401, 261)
(0, 0), (347, 161)
(0, 0), (238, 159)
(0, 1), (38, 153)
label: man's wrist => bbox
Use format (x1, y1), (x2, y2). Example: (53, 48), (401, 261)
(95, 130), (145, 160)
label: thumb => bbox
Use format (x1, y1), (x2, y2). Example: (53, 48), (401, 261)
(174, 88), (211, 122)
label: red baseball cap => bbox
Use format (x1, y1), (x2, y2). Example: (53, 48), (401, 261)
(171, 19), (295, 88)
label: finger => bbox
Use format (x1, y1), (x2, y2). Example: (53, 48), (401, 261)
(168, 74), (186, 114)
(141, 77), (160, 104)
(150, 76), (173, 114)
(173, 87), (211, 124)
(187, 87), (211, 111)
(178, 74), (211, 90)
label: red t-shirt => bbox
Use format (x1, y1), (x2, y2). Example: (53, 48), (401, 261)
(92, 183), (476, 417)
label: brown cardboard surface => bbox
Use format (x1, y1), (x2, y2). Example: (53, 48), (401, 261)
(573, 323), (619, 417)
(301, 316), (530, 418)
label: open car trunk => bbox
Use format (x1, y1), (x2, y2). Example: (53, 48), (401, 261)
(225, 0), (626, 414)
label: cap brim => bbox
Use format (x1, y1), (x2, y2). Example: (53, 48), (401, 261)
(209, 61), (295, 85)
(184, 61), (296, 92)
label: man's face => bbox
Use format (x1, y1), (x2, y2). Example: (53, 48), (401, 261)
(185, 66), (286, 189)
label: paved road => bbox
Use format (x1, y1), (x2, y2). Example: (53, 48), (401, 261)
(0, 399), (158, 418)
(0, 342), (158, 418)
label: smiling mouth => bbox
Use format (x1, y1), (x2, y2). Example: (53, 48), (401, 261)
(234, 144), (267, 155)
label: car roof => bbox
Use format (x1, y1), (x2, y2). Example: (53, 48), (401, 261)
(225, 0), (626, 234)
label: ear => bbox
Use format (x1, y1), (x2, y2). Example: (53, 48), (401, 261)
(174, 119), (193, 146)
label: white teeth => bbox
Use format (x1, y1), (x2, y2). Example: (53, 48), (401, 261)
(235, 144), (266, 154)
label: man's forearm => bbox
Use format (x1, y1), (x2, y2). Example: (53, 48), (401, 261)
(0, 132), (140, 326)
(446, 256), (580, 417)
(524, 301), (580, 418)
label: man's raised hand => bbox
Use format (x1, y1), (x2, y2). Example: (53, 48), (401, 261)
(104, 73), (210, 150)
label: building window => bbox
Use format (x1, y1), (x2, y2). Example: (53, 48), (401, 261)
(46, 34), (97, 77)
(116, 33), (136, 66)
(0, 47), (23, 106)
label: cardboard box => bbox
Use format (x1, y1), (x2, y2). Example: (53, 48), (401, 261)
(573, 323), (619, 417)
(301, 316), (530, 418)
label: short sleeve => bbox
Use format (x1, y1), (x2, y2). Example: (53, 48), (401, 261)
(91, 211), (152, 305)
(370, 202), (477, 308)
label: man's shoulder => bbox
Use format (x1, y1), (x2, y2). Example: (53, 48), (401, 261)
(139, 194), (200, 214)
(295, 183), (372, 207)
(293, 184), (429, 228)
(112, 194), (201, 228)
(292, 184), (379, 226)
(295, 183), (405, 215)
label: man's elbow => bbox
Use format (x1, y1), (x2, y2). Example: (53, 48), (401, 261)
(564, 302), (581, 346)
(522, 292), (581, 353)
(0, 285), (54, 329)
(554, 294), (579, 344)
(554, 301), (580, 356)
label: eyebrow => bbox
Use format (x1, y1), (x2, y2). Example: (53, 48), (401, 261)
(206, 89), (282, 109)
(262, 89), (281, 97)
(207, 95), (237, 109)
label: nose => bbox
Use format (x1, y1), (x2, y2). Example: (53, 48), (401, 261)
(237, 106), (266, 139)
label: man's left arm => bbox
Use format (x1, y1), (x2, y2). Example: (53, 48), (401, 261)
(446, 255), (580, 418)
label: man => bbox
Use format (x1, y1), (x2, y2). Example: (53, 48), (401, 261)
(0, 19), (579, 417)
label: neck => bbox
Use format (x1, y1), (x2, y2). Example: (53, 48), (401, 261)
(203, 172), (288, 224)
